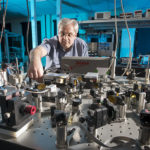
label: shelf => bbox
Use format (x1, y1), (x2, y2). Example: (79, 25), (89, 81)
(0, 30), (25, 63)
(9, 47), (22, 50)
(79, 17), (150, 30)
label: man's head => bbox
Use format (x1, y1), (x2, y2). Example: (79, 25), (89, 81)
(58, 18), (79, 50)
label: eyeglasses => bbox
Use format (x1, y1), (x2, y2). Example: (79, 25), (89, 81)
(59, 32), (75, 38)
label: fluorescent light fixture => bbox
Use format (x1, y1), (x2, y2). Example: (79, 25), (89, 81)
(29, 0), (48, 2)
(36, 0), (47, 2)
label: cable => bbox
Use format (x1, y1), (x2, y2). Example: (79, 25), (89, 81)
(26, 0), (30, 60)
(0, 0), (8, 44)
(0, 0), (1, 11)
(71, 122), (142, 149)
(106, 0), (118, 75)
(25, 89), (48, 94)
(114, 0), (118, 56)
(120, 0), (132, 76)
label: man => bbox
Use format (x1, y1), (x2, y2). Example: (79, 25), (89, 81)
(28, 18), (89, 82)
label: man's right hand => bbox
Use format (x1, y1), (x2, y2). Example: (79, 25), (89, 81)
(27, 46), (47, 83)
(27, 58), (44, 83)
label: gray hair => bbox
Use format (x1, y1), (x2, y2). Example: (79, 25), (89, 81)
(58, 18), (79, 34)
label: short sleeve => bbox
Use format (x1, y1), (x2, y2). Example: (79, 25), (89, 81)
(40, 38), (51, 55)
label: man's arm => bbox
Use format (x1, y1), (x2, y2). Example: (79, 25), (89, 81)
(27, 45), (47, 82)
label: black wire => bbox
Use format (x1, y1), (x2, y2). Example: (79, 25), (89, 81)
(0, 0), (1, 12)
(0, 0), (8, 44)
(26, 0), (30, 62)
(3, 0), (5, 15)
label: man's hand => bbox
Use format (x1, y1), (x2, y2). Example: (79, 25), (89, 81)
(27, 46), (47, 83)
(27, 58), (44, 83)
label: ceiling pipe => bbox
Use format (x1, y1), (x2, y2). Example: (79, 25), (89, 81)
(30, 0), (38, 48)
(56, 0), (62, 29)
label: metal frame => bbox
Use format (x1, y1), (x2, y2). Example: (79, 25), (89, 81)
(79, 18), (150, 30)
(0, 30), (25, 63)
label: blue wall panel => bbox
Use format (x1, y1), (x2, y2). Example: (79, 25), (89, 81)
(120, 28), (136, 58)
(135, 28), (150, 57)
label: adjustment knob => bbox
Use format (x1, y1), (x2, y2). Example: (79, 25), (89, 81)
(25, 105), (36, 115)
